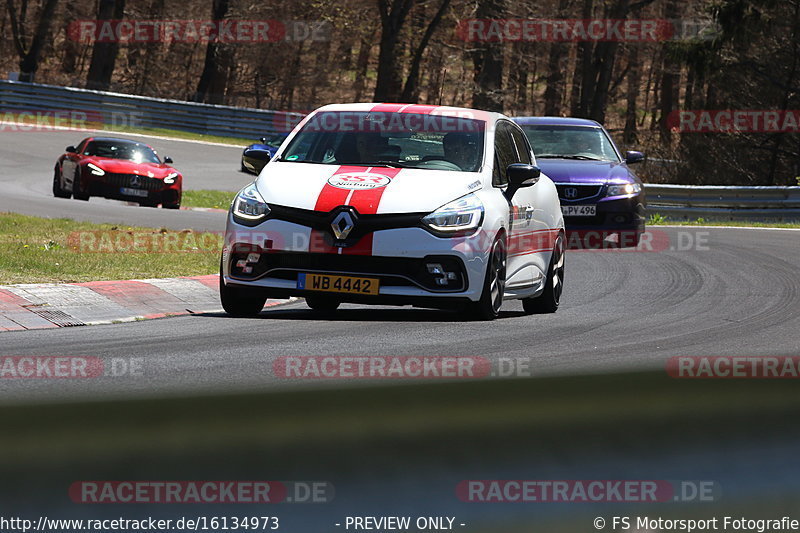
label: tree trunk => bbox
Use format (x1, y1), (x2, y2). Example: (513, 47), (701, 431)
(588, 0), (628, 123)
(471, 0), (506, 112)
(7, 0), (61, 82)
(623, 45), (640, 144)
(374, 0), (414, 102)
(194, 0), (232, 104)
(658, 0), (681, 142)
(354, 30), (376, 102)
(86, 0), (125, 90)
(401, 0), (451, 103)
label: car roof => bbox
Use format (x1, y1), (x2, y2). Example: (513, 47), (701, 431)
(311, 103), (504, 123)
(512, 116), (602, 127)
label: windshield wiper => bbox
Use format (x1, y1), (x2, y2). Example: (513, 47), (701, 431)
(361, 160), (416, 168)
(537, 154), (604, 161)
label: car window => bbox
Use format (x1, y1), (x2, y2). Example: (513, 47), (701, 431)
(83, 140), (161, 164)
(509, 124), (533, 165)
(519, 125), (620, 162)
(280, 111), (485, 172)
(493, 122), (516, 186)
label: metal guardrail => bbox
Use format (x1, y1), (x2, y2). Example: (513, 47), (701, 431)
(0, 80), (304, 140)
(0, 80), (798, 221)
(645, 184), (800, 221)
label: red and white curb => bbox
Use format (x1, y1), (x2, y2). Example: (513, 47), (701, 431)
(0, 275), (291, 332)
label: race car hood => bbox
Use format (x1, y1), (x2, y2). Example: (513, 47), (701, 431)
(535, 159), (635, 184)
(255, 162), (484, 214)
(84, 157), (176, 177)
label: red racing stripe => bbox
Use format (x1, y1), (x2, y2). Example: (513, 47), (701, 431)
(314, 165), (364, 212)
(344, 167), (401, 215)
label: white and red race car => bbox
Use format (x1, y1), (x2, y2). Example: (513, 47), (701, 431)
(220, 103), (564, 320)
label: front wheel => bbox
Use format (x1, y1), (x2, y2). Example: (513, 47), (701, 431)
(522, 232), (564, 314)
(466, 236), (507, 321)
(72, 169), (90, 201)
(53, 167), (70, 198)
(219, 267), (267, 317)
(162, 203), (181, 209)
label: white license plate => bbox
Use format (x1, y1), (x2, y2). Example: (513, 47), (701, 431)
(121, 187), (149, 197)
(561, 205), (596, 216)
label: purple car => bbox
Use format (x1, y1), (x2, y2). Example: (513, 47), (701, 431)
(512, 117), (646, 247)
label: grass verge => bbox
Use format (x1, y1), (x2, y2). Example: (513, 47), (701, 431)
(182, 189), (236, 210)
(0, 212), (220, 284)
(648, 213), (800, 228)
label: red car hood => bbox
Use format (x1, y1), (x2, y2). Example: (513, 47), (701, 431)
(85, 157), (175, 177)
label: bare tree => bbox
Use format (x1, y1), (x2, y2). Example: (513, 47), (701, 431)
(194, 0), (233, 104)
(6, 0), (60, 82)
(471, 0), (506, 112)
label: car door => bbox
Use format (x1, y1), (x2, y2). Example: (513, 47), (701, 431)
(499, 121), (550, 290)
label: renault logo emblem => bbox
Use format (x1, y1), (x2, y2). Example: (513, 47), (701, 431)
(331, 211), (355, 240)
(564, 187), (578, 199)
(130, 175), (142, 188)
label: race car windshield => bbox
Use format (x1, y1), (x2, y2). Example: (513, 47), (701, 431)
(279, 111), (485, 172)
(83, 140), (161, 164)
(520, 125), (620, 162)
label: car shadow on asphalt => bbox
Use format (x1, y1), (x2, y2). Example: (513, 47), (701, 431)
(199, 307), (527, 323)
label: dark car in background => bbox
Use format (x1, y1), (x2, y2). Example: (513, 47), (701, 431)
(512, 117), (646, 247)
(240, 133), (288, 174)
(53, 137), (182, 209)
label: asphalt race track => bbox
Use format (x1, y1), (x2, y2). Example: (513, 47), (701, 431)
(1, 129), (799, 402)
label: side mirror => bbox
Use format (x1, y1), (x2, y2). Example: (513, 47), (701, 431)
(625, 150), (645, 164)
(259, 137), (267, 144)
(164, 156), (173, 164)
(66, 146), (76, 153)
(505, 163), (540, 200)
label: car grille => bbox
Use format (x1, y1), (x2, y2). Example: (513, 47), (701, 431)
(228, 249), (468, 293)
(104, 173), (164, 191)
(555, 184), (604, 202)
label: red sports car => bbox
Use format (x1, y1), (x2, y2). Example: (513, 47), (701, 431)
(53, 136), (183, 209)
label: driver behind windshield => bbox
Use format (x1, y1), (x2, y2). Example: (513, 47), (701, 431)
(565, 132), (598, 157)
(443, 132), (481, 171)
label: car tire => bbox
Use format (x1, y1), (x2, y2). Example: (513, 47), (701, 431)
(466, 235), (507, 321)
(162, 203), (181, 209)
(241, 161), (249, 173)
(72, 169), (90, 201)
(306, 296), (340, 314)
(522, 232), (564, 314)
(219, 265), (267, 317)
(52, 167), (71, 198)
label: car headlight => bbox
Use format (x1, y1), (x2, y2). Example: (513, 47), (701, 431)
(233, 182), (270, 222)
(422, 193), (484, 236)
(607, 183), (642, 196)
(164, 172), (179, 184)
(87, 163), (105, 176)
